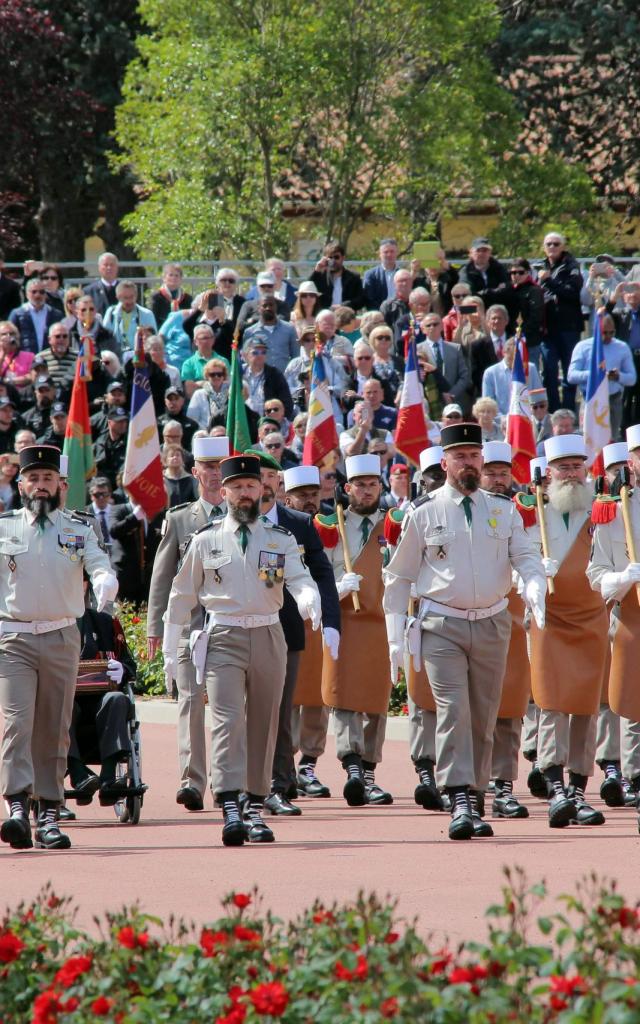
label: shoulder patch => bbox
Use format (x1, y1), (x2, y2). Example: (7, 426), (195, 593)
(0, 509), (19, 518)
(513, 491), (538, 527)
(193, 521), (217, 536)
(383, 507), (405, 546)
(166, 501), (192, 514)
(266, 521), (293, 537)
(591, 494), (620, 525)
(62, 510), (93, 526)
(411, 493), (432, 510)
(486, 490), (511, 502)
(313, 512), (340, 549)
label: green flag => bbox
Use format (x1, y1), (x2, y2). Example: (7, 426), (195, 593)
(225, 340), (252, 454)
(63, 345), (95, 509)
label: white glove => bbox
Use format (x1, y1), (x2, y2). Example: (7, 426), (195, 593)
(524, 577), (546, 629)
(297, 587), (321, 630)
(106, 658), (124, 687)
(92, 571), (118, 611)
(541, 557), (559, 579)
(162, 621), (183, 693)
(322, 626), (340, 660)
(601, 563), (640, 602)
(385, 613), (405, 685)
(132, 504), (147, 522)
(336, 572), (362, 599)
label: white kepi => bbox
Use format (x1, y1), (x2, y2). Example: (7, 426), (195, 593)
(419, 446), (443, 472)
(603, 442), (629, 469)
(283, 465), (320, 492)
(482, 441), (512, 465)
(192, 436), (230, 461)
(544, 435), (587, 462)
(345, 454), (381, 479)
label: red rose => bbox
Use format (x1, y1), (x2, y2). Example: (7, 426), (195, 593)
(32, 990), (63, 1024)
(54, 955), (93, 987)
(91, 996), (114, 1015)
(381, 997), (399, 1018)
(0, 930), (25, 963)
(550, 995), (568, 1012)
(216, 1008), (247, 1024)
(247, 965), (258, 979)
(200, 928), (229, 957)
(131, 616), (141, 625)
(63, 998), (80, 1013)
(550, 975), (587, 997)
(354, 954), (368, 980)
(232, 893), (252, 909)
(334, 961), (353, 981)
(401, 704), (409, 715)
(430, 949), (453, 974)
(249, 981), (289, 1017)
(117, 926), (136, 949)
(47, 895), (62, 910)
(312, 909), (335, 924)
(384, 932), (399, 944)
(448, 966), (475, 985)
(233, 925), (261, 944)
(618, 907), (639, 929)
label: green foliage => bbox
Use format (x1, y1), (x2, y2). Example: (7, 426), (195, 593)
(491, 155), (617, 255)
(117, 603), (165, 696)
(2, 873), (640, 1022)
(114, 0), (517, 256)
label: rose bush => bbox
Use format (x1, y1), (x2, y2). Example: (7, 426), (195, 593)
(2, 872), (639, 1023)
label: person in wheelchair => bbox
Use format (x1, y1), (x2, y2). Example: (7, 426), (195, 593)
(67, 580), (137, 807)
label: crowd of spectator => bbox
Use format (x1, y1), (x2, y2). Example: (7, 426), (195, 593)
(1, 233), (639, 600)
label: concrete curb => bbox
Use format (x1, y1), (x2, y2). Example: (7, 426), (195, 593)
(136, 698), (411, 740)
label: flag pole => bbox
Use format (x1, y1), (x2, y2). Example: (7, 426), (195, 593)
(619, 467), (640, 607)
(533, 466), (554, 596)
(334, 486), (360, 613)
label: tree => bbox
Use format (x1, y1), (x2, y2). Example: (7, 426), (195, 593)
(114, 0), (518, 258)
(0, 1), (141, 260)
(494, 0), (640, 218)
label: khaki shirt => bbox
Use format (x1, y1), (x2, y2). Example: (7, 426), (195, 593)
(147, 497), (225, 637)
(0, 508), (112, 621)
(383, 482), (543, 614)
(326, 508), (384, 585)
(527, 505), (590, 565)
(587, 491), (640, 591)
(165, 513), (318, 626)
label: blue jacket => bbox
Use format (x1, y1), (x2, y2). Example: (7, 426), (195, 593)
(363, 264), (395, 309)
(9, 303), (63, 354)
(275, 503), (340, 651)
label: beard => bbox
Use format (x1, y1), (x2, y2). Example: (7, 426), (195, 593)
(228, 498), (260, 524)
(261, 486), (276, 506)
(455, 467), (480, 492)
(349, 498), (380, 516)
(23, 489), (61, 526)
(483, 481), (511, 497)
(547, 478), (592, 514)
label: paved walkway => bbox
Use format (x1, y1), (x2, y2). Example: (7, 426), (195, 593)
(2, 703), (639, 940)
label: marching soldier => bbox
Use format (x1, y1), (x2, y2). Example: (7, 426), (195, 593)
(162, 455), (321, 847)
(319, 454), (393, 807)
(0, 446), (117, 851)
(285, 468), (336, 799)
(528, 434), (609, 828)
(147, 435), (229, 811)
(480, 441), (530, 819)
(587, 424), (640, 823)
(244, 455), (340, 817)
(383, 423), (545, 840)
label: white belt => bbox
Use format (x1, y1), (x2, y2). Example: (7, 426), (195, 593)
(208, 612), (280, 630)
(419, 598), (508, 622)
(0, 617), (76, 636)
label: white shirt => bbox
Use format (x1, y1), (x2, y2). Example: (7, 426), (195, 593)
(331, 275), (343, 306)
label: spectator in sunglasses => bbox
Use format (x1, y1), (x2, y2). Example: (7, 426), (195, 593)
(261, 430), (300, 469)
(186, 358), (230, 430)
(502, 258), (545, 369)
(9, 278), (64, 354)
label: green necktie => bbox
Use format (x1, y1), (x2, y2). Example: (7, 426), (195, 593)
(461, 495), (473, 526)
(209, 505), (221, 519)
(435, 343), (443, 373)
(238, 524), (249, 553)
(361, 517), (372, 544)
(562, 512), (570, 530)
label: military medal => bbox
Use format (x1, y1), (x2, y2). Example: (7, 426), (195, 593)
(258, 550), (285, 587)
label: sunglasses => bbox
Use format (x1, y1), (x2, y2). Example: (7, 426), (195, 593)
(376, 334), (392, 340)
(42, 275), (59, 281)
(265, 443), (283, 450)
(218, 278), (236, 284)
(452, 294), (468, 300)
(92, 492), (109, 499)
(264, 407), (280, 413)
(30, 289), (46, 295)
(356, 355), (372, 361)
(510, 270), (526, 276)
(423, 321), (440, 327)
(323, 472), (337, 479)
(51, 333), (69, 338)
(545, 241), (561, 247)
(207, 372), (225, 378)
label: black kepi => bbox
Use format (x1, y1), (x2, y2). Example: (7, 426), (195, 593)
(220, 454), (262, 482)
(18, 445), (61, 473)
(440, 423), (483, 450)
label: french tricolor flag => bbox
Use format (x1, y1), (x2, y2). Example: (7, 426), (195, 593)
(123, 362), (166, 519)
(506, 342), (537, 484)
(583, 313), (611, 474)
(394, 327), (429, 465)
(303, 350), (338, 466)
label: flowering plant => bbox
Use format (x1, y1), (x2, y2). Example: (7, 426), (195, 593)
(116, 602), (165, 696)
(1, 872), (640, 1022)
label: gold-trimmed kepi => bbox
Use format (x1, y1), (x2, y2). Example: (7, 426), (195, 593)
(18, 445), (61, 474)
(440, 423), (483, 449)
(220, 454), (261, 482)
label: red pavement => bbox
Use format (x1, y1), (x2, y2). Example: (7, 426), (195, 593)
(2, 717), (640, 942)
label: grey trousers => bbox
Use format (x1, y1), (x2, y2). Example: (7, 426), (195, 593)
(621, 718), (640, 783)
(537, 709), (597, 777)
(271, 651), (301, 792)
(0, 626), (80, 801)
(491, 717), (521, 781)
(333, 710), (387, 764)
(291, 704), (329, 759)
(521, 700), (539, 755)
(204, 623), (287, 796)
(596, 704), (621, 764)
(177, 638), (207, 797)
(422, 609), (511, 790)
(408, 696), (437, 763)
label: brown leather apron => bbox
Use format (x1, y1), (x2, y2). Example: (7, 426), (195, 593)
(321, 527), (391, 714)
(292, 621), (324, 707)
(530, 523), (609, 714)
(497, 589), (531, 718)
(609, 592), (640, 720)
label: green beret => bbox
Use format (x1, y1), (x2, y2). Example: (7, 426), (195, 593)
(245, 446), (282, 471)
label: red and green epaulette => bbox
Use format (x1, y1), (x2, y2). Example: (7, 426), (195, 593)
(383, 507), (405, 547)
(591, 494), (620, 525)
(513, 491), (537, 528)
(313, 512), (340, 548)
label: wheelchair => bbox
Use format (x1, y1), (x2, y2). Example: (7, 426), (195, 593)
(63, 676), (148, 825)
